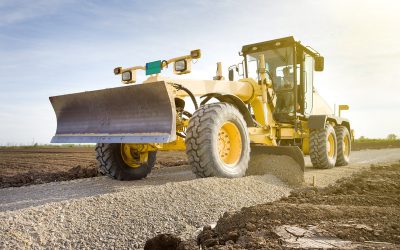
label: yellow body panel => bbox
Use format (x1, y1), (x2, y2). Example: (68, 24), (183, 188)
(248, 127), (275, 145)
(279, 127), (296, 139)
(156, 137), (186, 151)
(144, 76), (256, 103)
(302, 137), (310, 155)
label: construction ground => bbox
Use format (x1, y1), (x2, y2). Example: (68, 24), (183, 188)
(0, 147), (399, 249)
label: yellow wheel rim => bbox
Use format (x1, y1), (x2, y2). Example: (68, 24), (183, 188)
(217, 121), (242, 166)
(327, 133), (335, 158)
(343, 135), (350, 157)
(120, 144), (148, 168)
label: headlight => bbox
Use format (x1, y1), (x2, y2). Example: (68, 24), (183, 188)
(122, 71), (132, 81)
(174, 60), (187, 72)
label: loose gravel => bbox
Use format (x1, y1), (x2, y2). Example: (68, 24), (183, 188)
(2, 149), (399, 249)
(0, 174), (290, 249)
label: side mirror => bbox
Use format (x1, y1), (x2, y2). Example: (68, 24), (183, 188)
(338, 104), (349, 117)
(315, 56), (324, 71)
(228, 68), (235, 81)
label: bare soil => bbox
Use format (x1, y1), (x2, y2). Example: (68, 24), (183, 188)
(145, 162), (400, 249)
(0, 140), (398, 189)
(0, 147), (187, 188)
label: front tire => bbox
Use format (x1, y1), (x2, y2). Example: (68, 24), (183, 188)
(186, 103), (250, 178)
(96, 143), (156, 180)
(310, 124), (337, 169)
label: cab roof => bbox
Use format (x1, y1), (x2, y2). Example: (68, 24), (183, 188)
(241, 36), (320, 58)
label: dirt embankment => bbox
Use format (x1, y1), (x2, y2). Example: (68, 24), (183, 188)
(0, 148), (187, 188)
(145, 162), (400, 249)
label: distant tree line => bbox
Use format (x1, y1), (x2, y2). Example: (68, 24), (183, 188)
(357, 134), (398, 141)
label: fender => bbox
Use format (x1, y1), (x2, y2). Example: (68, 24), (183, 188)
(308, 115), (351, 135)
(201, 93), (254, 127)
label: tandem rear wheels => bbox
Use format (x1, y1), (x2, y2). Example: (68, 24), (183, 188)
(96, 143), (157, 180)
(310, 124), (351, 169)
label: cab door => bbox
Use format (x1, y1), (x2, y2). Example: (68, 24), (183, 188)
(302, 52), (314, 115)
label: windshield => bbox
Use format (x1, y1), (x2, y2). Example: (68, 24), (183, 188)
(246, 46), (295, 90)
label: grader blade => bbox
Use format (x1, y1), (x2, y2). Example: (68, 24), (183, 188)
(248, 145), (305, 186)
(50, 81), (176, 143)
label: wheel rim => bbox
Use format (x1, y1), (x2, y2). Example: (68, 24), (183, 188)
(343, 134), (350, 157)
(327, 133), (335, 159)
(217, 121), (242, 166)
(120, 144), (147, 168)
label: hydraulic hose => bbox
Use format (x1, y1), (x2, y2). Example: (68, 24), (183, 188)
(171, 84), (198, 110)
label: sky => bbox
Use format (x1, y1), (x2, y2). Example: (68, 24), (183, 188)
(0, 0), (399, 145)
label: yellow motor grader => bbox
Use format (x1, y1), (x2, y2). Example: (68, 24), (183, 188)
(50, 36), (351, 183)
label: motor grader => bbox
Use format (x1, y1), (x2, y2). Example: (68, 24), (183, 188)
(50, 36), (351, 183)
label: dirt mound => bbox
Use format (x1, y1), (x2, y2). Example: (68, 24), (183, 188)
(146, 162), (400, 249)
(247, 154), (304, 186)
(287, 163), (400, 207)
(144, 234), (198, 250)
(0, 164), (99, 188)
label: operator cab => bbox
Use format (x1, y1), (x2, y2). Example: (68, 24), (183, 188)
(241, 36), (324, 124)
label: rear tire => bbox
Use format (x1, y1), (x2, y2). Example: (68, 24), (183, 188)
(186, 103), (250, 178)
(96, 143), (156, 180)
(335, 126), (351, 166)
(310, 124), (337, 169)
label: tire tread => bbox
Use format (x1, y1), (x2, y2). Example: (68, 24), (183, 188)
(185, 103), (250, 178)
(335, 126), (351, 166)
(310, 124), (337, 169)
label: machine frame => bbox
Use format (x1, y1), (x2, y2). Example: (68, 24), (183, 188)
(50, 36), (352, 180)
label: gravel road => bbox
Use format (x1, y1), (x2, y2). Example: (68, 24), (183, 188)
(1, 148), (399, 249)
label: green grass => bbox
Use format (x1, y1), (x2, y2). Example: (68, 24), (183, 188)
(355, 138), (398, 143)
(353, 138), (400, 150)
